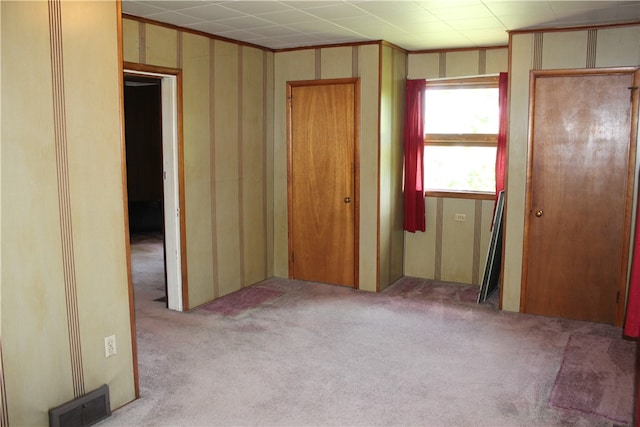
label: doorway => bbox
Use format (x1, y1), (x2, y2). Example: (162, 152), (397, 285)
(124, 75), (167, 305)
(522, 68), (639, 325)
(287, 79), (359, 288)
(123, 67), (186, 311)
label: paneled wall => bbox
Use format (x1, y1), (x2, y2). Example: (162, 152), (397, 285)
(1, 2), (135, 424)
(123, 18), (274, 307)
(404, 48), (508, 285)
(504, 24), (640, 312)
(378, 45), (407, 290)
(273, 43), (406, 292)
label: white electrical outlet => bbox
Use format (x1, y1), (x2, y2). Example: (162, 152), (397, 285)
(455, 213), (466, 222)
(104, 335), (117, 358)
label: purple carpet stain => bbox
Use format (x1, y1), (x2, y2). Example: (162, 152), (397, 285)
(549, 333), (636, 424)
(200, 286), (285, 316)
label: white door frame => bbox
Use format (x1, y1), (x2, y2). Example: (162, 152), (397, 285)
(124, 69), (183, 311)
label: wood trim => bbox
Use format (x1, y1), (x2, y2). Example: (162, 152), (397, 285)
(376, 43), (383, 292)
(520, 70), (538, 312)
(508, 21), (640, 37)
(123, 61), (180, 76)
(287, 77), (360, 88)
(117, 0), (140, 399)
(286, 82), (294, 278)
(354, 78), (361, 290)
(425, 190), (495, 201)
(123, 13), (273, 53)
(276, 40), (382, 53)
(176, 72), (189, 310)
(425, 134), (497, 146)
(426, 75), (499, 88)
(618, 68), (640, 326)
(410, 45), (508, 55)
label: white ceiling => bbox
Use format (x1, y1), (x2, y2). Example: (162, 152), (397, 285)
(122, 1), (640, 51)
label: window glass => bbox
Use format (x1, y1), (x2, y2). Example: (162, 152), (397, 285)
(424, 88), (498, 134)
(424, 146), (496, 192)
(423, 82), (499, 194)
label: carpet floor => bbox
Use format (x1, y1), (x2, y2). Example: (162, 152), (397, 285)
(99, 234), (637, 426)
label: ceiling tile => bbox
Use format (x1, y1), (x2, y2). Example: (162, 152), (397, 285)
(255, 9), (318, 25)
(445, 16), (507, 31)
(302, 3), (371, 20)
(220, 1), (294, 14)
(143, 11), (206, 27)
(178, 4), (246, 20)
(215, 15), (275, 30)
(122, 1), (165, 16)
(142, 1), (208, 10)
(125, 0), (640, 51)
(185, 20), (236, 34)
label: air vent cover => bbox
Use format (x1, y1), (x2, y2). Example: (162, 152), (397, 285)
(49, 384), (111, 427)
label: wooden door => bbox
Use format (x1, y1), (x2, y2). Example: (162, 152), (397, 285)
(523, 68), (639, 325)
(288, 80), (359, 287)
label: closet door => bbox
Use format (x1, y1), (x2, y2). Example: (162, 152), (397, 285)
(523, 68), (639, 325)
(287, 79), (359, 288)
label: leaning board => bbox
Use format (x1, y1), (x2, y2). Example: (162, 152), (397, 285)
(478, 190), (504, 303)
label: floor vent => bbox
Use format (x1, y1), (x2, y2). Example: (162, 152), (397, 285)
(49, 385), (111, 427)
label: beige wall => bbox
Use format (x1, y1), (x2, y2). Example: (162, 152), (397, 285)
(378, 45), (407, 290)
(123, 18), (273, 307)
(1, 1), (135, 425)
(504, 24), (640, 312)
(274, 44), (402, 292)
(404, 48), (508, 286)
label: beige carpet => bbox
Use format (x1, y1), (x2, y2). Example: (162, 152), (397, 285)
(99, 234), (636, 426)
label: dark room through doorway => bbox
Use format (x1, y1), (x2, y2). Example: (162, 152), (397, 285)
(123, 75), (168, 305)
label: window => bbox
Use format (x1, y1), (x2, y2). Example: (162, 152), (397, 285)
(424, 76), (499, 197)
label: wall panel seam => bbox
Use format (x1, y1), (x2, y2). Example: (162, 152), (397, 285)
(262, 51), (269, 279)
(48, 0), (85, 398)
(533, 33), (543, 70)
(210, 40), (220, 298)
(0, 339), (8, 427)
(435, 198), (443, 280)
(586, 29), (597, 68)
(352, 46), (359, 78)
(473, 199), (482, 285)
(237, 47), (246, 287)
(139, 21), (146, 64)
(177, 31), (183, 69)
(478, 49), (486, 75)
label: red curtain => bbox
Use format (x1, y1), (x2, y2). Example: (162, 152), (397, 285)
(624, 189), (640, 338)
(403, 79), (426, 232)
(495, 72), (508, 201)
(623, 175), (640, 427)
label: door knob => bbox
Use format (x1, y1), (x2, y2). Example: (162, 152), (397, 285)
(344, 197), (351, 203)
(535, 210), (543, 217)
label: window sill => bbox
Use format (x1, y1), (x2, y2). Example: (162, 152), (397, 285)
(424, 190), (495, 201)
